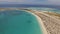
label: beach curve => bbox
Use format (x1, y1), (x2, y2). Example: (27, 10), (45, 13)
(25, 10), (48, 34)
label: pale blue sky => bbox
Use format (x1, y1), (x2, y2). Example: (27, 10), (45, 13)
(0, 0), (60, 5)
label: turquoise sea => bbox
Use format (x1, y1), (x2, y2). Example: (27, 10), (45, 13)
(0, 10), (42, 34)
(0, 7), (60, 34)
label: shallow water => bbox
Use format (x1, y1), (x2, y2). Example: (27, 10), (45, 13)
(27, 7), (60, 14)
(0, 10), (42, 34)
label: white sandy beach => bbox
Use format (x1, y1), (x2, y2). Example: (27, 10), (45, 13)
(25, 11), (48, 34)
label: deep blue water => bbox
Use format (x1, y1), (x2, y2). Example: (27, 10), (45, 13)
(0, 4), (60, 9)
(0, 10), (42, 34)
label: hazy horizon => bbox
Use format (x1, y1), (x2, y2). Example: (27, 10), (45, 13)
(0, 0), (60, 6)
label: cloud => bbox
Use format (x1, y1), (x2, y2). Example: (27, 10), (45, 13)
(0, 0), (26, 2)
(47, 0), (60, 5)
(0, 0), (36, 4)
(0, 0), (60, 5)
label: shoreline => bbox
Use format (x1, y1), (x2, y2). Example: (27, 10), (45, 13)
(25, 11), (48, 34)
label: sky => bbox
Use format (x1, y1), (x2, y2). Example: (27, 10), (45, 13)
(0, 0), (60, 5)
